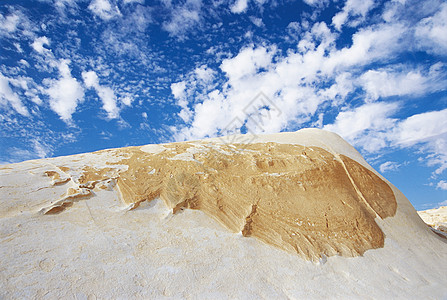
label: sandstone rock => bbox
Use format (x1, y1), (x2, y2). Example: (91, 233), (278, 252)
(0, 129), (446, 299)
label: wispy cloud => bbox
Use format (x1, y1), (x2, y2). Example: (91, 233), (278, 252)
(359, 63), (447, 101)
(332, 0), (375, 31)
(88, 0), (122, 21)
(0, 72), (30, 116)
(379, 161), (401, 173)
(414, 2), (447, 55)
(162, 0), (203, 38)
(437, 181), (447, 190)
(82, 70), (120, 119)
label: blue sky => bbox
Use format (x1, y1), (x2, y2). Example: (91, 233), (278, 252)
(1, 0), (446, 210)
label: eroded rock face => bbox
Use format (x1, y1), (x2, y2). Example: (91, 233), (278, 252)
(41, 141), (396, 261)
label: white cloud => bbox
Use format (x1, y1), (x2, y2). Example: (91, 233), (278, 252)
(162, 0), (202, 38)
(194, 65), (216, 84)
(325, 105), (447, 176)
(302, 0), (329, 8)
(45, 60), (84, 122)
(32, 139), (52, 159)
(19, 59), (30, 68)
(437, 181), (447, 190)
(168, 4), (447, 181)
(122, 0), (144, 3)
(52, 0), (81, 14)
(171, 81), (191, 122)
(323, 23), (405, 74)
(394, 109), (447, 176)
(415, 2), (447, 55)
(181, 89), (228, 139)
(379, 161), (401, 173)
(82, 70), (120, 119)
(250, 16), (263, 27)
(31, 36), (50, 54)
(82, 70), (98, 88)
(0, 9), (35, 39)
(0, 73), (30, 116)
(324, 105), (447, 151)
(323, 102), (399, 152)
(231, 0), (248, 14)
(172, 22), (409, 143)
(0, 13), (20, 34)
(121, 96), (132, 106)
(393, 109), (447, 147)
(332, 0), (375, 31)
(220, 46), (275, 82)
(171, 81), (187, 100)
(359, 63), (447, 101)
(88, 0), (121, 21)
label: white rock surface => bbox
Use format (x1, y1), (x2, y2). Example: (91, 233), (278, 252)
(418, 206), (447, 238)
(1, 129), (446, 299)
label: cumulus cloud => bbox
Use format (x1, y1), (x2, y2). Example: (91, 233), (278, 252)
(324, 105), (447, 150)
(172, 21), (408, 141)
(220, 46), (275, 82)
(171, 64), (217, 124)
(171, 14), (444, 143)
(45, 60), (84, 122)
(88, 0), (121, 21)
(31, 36), (50, 54)
(194, 65), (216, 83)
(169, 1), (447, 187)
(82, 70), (120, 119)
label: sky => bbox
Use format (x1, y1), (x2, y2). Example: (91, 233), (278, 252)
(0, 0), (446, 210)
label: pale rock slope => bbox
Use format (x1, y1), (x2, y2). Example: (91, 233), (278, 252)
(0, 129), (446, 299)
(418, 206), (447, 238)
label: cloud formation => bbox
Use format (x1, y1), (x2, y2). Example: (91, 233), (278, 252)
(332, 0), (375, 30)
(379, 161), (401, 173)
(88, 0), (121, 20)
(169, 0), (447, 184)
(0, 73), (30, 116)
(162, 0), (202, 38)
(45, 60), (85, 122)
(82, 70), (120, 119)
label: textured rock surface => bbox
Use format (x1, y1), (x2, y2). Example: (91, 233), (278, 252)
(418, 206), (447, 238)
(0, 129), (446, 299)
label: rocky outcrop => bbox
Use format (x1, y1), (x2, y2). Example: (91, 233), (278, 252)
(38, 140), (396, 261)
